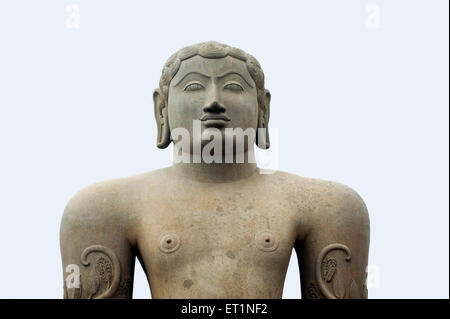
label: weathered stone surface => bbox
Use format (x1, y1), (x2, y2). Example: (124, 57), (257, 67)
(60, 41), (370, 299)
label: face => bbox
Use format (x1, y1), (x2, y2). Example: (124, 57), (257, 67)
(167, 55), (259, 152)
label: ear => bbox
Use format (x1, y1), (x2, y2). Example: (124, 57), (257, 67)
(256, 89), (271, 149)
(153, 88), (171, 149)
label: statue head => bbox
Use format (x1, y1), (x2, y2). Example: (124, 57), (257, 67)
(153, 41), (271, 154)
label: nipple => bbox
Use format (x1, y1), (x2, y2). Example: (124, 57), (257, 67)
(255, 230), (279, 252)
(159, 232), (181, 254)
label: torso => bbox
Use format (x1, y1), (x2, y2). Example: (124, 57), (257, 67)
(128, 168), (313, 298)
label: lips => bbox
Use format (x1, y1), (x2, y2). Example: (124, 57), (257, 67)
(200, 114), (230, 128)
(200, 114), (230, 122)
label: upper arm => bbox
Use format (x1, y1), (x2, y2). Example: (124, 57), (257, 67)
(60, 181), (136, 299)
(296, 183), (370, 299)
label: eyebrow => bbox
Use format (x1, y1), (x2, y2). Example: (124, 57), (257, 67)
(217, 71), (255, 88)
(172, 71), (210, 87)
(172, 70), (255, 88)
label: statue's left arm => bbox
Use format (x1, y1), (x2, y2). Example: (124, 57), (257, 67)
(295, 184), (370, 299)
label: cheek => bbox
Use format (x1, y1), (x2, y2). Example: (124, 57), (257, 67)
(224, 94), (258, 127)
(168, 93), (205, 129)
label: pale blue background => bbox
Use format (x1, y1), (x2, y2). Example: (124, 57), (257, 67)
(0, 0), (448, 298)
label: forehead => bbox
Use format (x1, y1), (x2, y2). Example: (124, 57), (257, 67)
(170, 55), (254, 86)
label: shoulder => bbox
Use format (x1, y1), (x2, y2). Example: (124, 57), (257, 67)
(303, 177), (370, 232)
(318, 179), (369, 227)
(61, 177), (128, 229)
(265, 171), (369, 228)
(61, 168), (169, 229)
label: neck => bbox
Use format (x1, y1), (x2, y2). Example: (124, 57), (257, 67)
(171, 149), (259, 183)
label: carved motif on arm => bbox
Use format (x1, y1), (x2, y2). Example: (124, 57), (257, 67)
(312, 243), (364, 299)
(64, 245), (130, 299)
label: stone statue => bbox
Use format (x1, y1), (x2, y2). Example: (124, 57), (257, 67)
(60, 41), (370, 299)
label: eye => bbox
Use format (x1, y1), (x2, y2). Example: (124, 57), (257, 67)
(184, 82), (204, 91)
(224, 82), (244, 92)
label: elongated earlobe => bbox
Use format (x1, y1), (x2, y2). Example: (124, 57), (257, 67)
(153, 89), (171, 149)
(256, 89), (271, 149)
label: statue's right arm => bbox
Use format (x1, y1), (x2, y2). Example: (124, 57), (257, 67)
(59, 181), (136, 299)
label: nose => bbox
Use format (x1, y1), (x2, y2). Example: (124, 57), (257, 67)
(203, 84), (226, 114)
(203, 100), (226, 114)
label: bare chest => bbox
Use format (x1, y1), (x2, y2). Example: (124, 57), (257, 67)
(134, 194), (300, 297)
